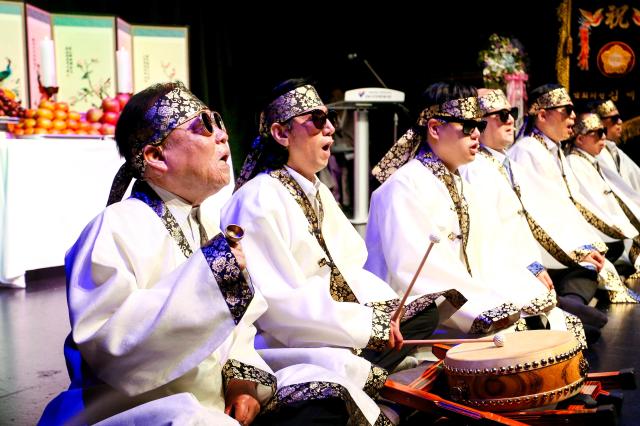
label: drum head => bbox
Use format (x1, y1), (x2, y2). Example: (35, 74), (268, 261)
(444, 330), (578, 371)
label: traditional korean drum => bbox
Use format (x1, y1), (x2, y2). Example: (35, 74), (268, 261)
(443, 330), (588, 411)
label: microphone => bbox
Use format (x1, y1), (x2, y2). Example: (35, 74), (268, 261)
(347, 53), (359, 61)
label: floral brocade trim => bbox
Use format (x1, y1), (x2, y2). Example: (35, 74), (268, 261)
(470, 303), (520, 335)
(598, 267), (640, 304)
(527, 261), (545, 277)
(403, 289), (467, 320)
(480, 148), (580, 267)
(521, 291), (556, 315)
(269, 168), (359, 303)
(265, 380), (390, 426)
(222, 359), (276, 396)
(202, 234), (254, 324)
(415, 149), (472, 275)
(366, 307), (392, 351)
(129, 180), (194, 258)
(573, 201), (627, 239)
(563, 312), (588, 350)
(365, 290), (467, 322)
(363, 365), (389, 398)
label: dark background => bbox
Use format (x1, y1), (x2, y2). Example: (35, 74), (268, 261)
(28, 0), (562, 170)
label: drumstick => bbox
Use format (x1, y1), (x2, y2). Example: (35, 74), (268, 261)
(403, 333), (506, 348)
(225, 224), (244, 244)
(391, 234), (441, 322)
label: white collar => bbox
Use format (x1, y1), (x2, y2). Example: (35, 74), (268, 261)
(483, 145), (508, 163)
(576, 147), (597, 163)
(285, 165), (321, 199)
(147, 182), (193, 228)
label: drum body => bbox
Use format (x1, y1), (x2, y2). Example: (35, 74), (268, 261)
(444, 330), (588, 411)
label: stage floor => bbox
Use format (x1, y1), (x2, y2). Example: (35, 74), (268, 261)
(1, 268), (639, 425)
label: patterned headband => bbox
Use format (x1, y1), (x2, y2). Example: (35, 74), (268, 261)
(420, 96), (481, 124)
(574, 113), (604, 135)
(478, 89), (510, 115)
(528, 87), (572, 114)
(594, 100), (618, 118)
(372, 96), (479, 183)
(258, 84), (324, 137)
(106, 82), (207, 206)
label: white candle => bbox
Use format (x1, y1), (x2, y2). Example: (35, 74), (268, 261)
(116, 48), (133, 93)
(39, 37), (57, 87)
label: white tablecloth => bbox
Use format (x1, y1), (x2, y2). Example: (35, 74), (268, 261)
(0, 134), (234, 288)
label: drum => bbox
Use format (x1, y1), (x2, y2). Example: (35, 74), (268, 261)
(443, 330), (588, 412)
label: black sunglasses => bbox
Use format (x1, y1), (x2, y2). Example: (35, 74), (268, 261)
(604, 114), (622, 123)
(199, 110), (226, 136)
(436, 117), (487, 135)
(586, 128), (606, 138)
(292, 109), (337, 130)
(551, 105), (574, 116)
(484, 107), (519, 124)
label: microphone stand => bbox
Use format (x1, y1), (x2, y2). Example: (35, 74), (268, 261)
(357, 56), (401, 146)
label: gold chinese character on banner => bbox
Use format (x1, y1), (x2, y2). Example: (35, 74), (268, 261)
(605, 5), (629, 29)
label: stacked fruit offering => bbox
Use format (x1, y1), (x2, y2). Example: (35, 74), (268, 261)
(11, 94), (130, 137)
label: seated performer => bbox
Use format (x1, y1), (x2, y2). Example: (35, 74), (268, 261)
(590, 99), (640, 191)
(365, 81), (564, 341)
(566, 113), (640, 277)
(510, 84), (640, 303)
(39, 82), (276, 426)
(223, 78), (464, 425)
(459, 88), (603, 338)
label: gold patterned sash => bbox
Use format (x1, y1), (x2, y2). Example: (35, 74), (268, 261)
(268, 168), (359, 303)
(531, 131), (626, 240)
(415, 149), (471, 275)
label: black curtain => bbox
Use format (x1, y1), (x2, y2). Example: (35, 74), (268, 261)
(29, 1), (560, 174)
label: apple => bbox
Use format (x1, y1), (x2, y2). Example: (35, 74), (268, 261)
(102, 97), (121, 113)
(100, 123), (116, 135)
(116, 93), (131, 110)
(101, 111), (119, 126)
(90, 122), (103, 132)
(86, 108), (103, 123)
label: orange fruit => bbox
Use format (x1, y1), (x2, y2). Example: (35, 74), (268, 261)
(52, 119), (67, 131)
(79, 121), (92, 132)
(66, 119), (79, 130)
(53, 110), (68, 121)
(12, 128), (24, 135)
(36, 108), (54, 120)
(75, 129), (88, 135)
(36, 117), (53, 129)
(24, 109), (37, 118)
(23, 118), (37, 128)
(62, 129), (75, 135)
(23, 128), (34, 135)
(54, 102), (69, 112)
(34, 128), (47, 134)
(67, 111), (81, 121)
(39, 99), (55, 110)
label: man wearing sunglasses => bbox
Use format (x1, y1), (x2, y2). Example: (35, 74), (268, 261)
(510, 84), (640, 307)
(225, 79), (461, 425)
(365, 82), (536, 344)
(40, 82), (277, 426)
(590, 99), (640, 192)
(461, 89), (604, 340)
(566, 113), (640, 278)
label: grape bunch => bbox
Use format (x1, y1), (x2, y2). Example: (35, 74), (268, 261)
(0, 89), (25, 118)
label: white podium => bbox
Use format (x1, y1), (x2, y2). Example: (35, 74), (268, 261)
(328, 88), (405, 234)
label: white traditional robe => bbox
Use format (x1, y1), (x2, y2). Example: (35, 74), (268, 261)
(222, 167), (461, 425)
(598, 140), (640, 192)
(366, 153), (542, 337)
(567, 147), (640, 268)
(510, 131), (640, 302)
(39, 182), (275, 426)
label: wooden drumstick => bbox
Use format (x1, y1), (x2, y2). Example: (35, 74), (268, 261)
(391, 234), (441, 322)
(403, 334), (506, 347)
(225, 224), (244, 244)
